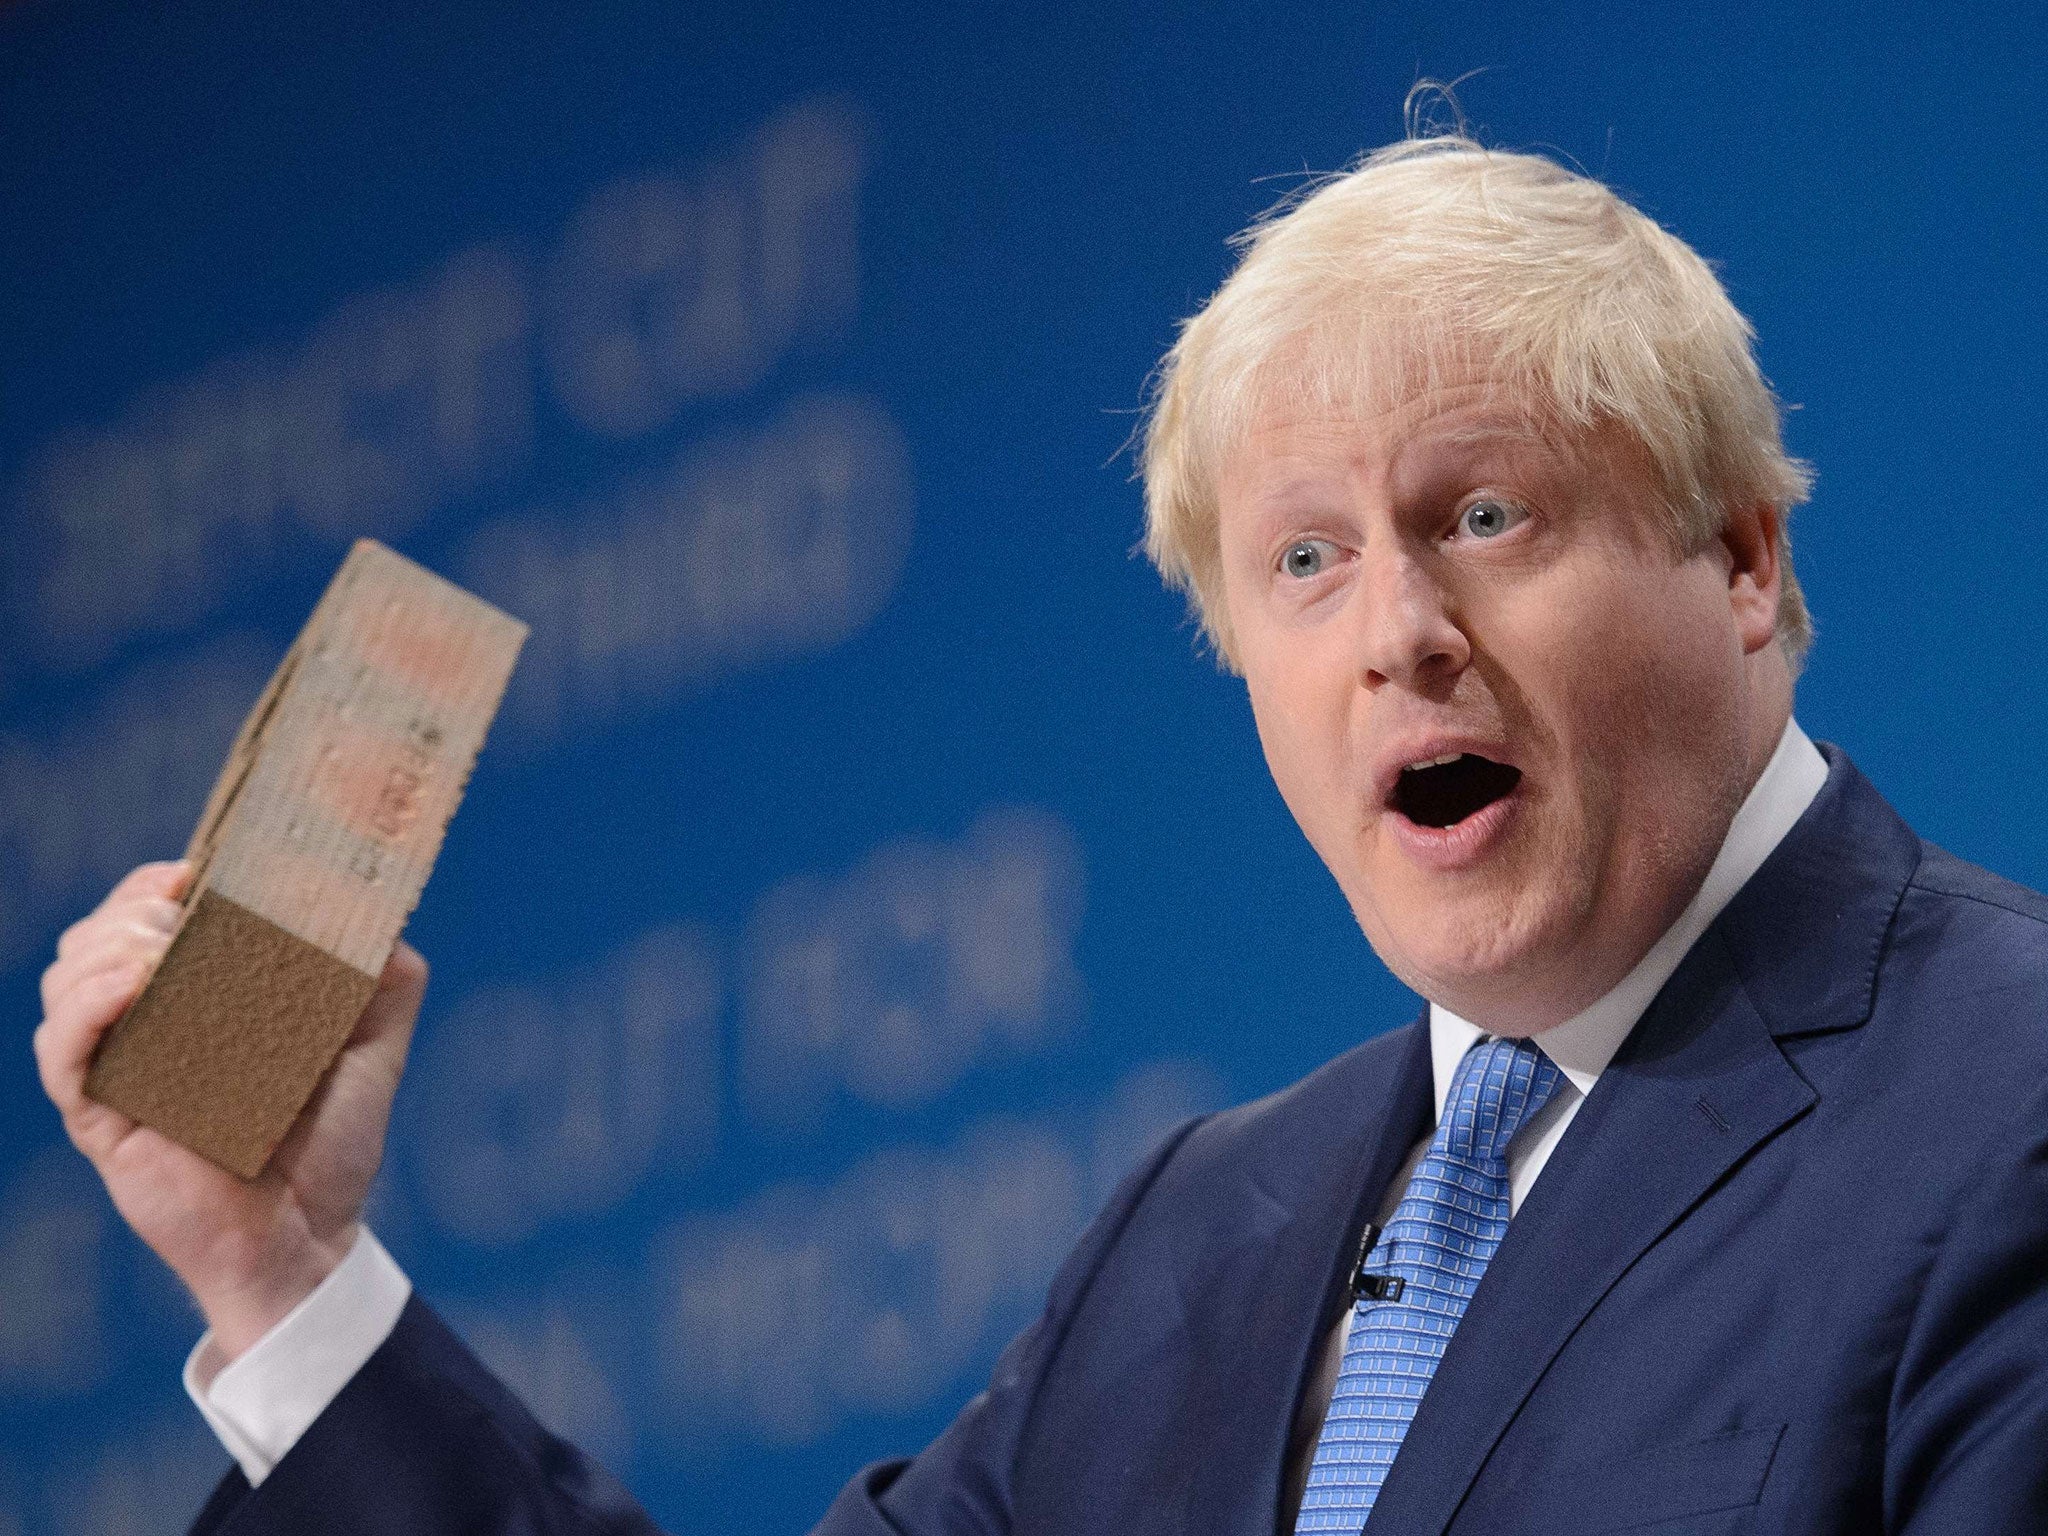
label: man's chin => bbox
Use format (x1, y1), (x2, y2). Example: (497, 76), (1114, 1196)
(1355, 878), (1579, 1017)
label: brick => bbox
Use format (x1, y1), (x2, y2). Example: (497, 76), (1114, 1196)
(85, 540), (527, 1178)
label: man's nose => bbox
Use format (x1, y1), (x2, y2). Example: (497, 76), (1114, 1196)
(1355, 547), (1470, 693)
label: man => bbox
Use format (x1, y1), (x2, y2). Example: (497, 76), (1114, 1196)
(34, 130), (2048, 1532)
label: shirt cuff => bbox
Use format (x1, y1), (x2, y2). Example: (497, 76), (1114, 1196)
(181, 1225), (413, 1488)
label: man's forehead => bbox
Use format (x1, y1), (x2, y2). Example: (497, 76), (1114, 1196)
(1242, 316), (1556, 421)
(1227, 394), (1566, 486)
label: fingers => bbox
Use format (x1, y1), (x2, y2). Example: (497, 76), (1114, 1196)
(56, 862), (188, 959)
(35, 938), (161, 1101)
(44, 899), (180, 1000)
(36, 863), (187, 1141)
(32, 963), (148, 1163)
(111, 858), (192, 903)
(55, 872), (185, 965)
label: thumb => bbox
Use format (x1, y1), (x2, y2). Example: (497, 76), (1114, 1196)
(266, 940), (428, 1224)
(354, 941), (429, 1070)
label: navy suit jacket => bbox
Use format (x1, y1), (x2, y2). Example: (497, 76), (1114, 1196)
(188, 746), (2048, 1534)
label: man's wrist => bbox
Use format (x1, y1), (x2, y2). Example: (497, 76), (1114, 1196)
(185, 1225), (413, 1488)
(198, 1221), (364, 1363)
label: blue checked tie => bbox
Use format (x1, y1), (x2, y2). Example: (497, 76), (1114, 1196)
(1294, 1035), (1564, 1532)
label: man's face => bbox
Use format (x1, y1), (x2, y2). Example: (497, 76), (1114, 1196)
(1216, 368), (1777, 1032)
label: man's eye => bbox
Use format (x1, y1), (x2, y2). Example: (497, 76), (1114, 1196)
(1457, 499), (1527, 540)
(1281, 539), (1340, 578)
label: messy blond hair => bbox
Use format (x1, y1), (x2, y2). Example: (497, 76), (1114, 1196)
(1140, 127), (1814, 671)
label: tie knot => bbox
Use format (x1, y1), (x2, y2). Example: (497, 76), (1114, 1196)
(1440, 1035), (1563, 1164)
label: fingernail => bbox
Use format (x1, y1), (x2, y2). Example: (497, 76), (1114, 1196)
(143, 900), (180, 936)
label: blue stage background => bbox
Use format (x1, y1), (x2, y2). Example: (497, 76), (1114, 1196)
(1, 2), (2041, 1530)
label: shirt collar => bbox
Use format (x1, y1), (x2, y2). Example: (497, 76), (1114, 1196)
(1426, 716), (1828, 1121)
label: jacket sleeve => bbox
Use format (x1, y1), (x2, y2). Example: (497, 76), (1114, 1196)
(184, 1291), (667, 1536)
(815, 1115), (1200, 1535)
(1886, 1071), (2048, 1531)
(186, 1117), (1203, 1536)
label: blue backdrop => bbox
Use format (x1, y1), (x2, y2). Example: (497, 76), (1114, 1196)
(2, 2), (2043, 1531)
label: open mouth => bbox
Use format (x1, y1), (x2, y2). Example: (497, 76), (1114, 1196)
(1392, 754), (1523, 829)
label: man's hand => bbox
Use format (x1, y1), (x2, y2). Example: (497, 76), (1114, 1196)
(33, 860), (428, 1360)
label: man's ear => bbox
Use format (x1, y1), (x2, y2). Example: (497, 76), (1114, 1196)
(1719, 500), (1782, 656)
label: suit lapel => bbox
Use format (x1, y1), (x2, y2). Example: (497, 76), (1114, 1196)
(1362, 934), (1814, 1535)
(1175, 1015), (1435, 1536)
(1361, 744), (1920, 1536)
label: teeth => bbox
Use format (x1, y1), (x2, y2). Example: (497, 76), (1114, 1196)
(1405, 752), (1468, 772)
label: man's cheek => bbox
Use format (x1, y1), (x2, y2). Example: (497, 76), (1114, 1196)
(1248, 715), (1322, 841)
(1510, 592), (1668, 751)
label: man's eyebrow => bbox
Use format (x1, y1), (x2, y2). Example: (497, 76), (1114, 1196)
(1235, 463), (1348, 513)
(1430, 416), (1553, 449)
(1250, 474), (1335, 504)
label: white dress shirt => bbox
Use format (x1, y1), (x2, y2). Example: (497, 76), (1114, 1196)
(186, 720), (1830, 1492)
(184, 1221), (412, 1486)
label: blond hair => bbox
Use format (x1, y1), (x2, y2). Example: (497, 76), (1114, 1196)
(1139, 131), (1814, 670)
